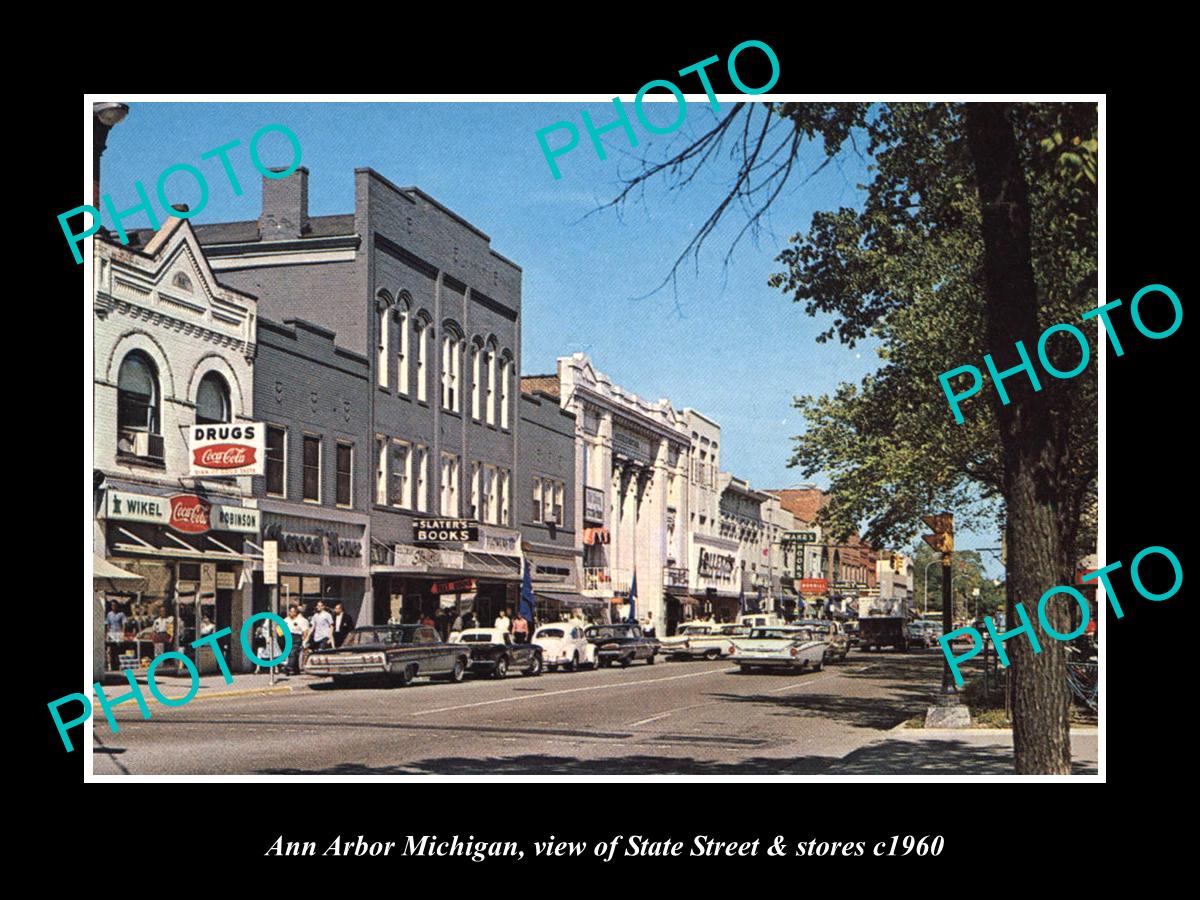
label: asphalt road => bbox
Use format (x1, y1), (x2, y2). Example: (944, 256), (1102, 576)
(92, 648), (955, 775)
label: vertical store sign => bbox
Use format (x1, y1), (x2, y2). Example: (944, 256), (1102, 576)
(263, 540), (278, 585)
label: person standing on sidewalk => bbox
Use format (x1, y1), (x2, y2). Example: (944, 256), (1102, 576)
(512, 613), (529, 643)
(284, 604), (309, 675)
(333, 603), (354, 647)
(494, 607), (511, 634)
(307, 600), (334, 652)
(105, 601), (127, 672)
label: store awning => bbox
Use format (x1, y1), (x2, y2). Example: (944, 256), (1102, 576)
(93, 555), (147, 592)
(536, 590), (607, 610)
(109, 526), (255, 562)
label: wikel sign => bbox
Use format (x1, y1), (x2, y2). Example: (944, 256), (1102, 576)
(102, 489), (260, 535)
(189, 423), (265, 477)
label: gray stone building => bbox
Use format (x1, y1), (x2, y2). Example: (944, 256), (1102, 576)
(196, 167), (524, 628)
(517, 390), (594, 622)
(250, 317), (371, 657)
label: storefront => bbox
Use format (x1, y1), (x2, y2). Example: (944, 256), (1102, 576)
(691, 537), (740, 622)
(371, 522), (524, 633)
(97, 484), (260, 675)
(249, 503), (369, 633)
(525, 541), (605, 626)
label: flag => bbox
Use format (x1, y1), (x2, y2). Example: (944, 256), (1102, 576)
(626, 571), (638, 623)
(519, 559), (536, 624)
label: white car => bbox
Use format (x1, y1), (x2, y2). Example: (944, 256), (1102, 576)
(731, 626), (830, 673)
(531, 622), (596, 672)
(660, 622), (750, 660)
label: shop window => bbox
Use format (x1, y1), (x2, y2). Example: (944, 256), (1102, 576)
(266, 425), (287, 497)
(336, 442), (353, 507)
(532, 477), (542, 523)
(375, 436), (387, 505)
(390, 439), (412, 509)
(196, 371), (230, 424)
(117, 351), (161, 455)
(302, 435), (321, 502)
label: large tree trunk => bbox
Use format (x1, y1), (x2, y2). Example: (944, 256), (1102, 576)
(965, 103), (1072, 774)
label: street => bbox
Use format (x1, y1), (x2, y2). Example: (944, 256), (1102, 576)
(91, 649), (1051, 775)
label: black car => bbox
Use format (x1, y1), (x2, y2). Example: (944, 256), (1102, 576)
(450, 628), (544, 678)
(304, 624), (470, 686)
(586, 623), (659, 667)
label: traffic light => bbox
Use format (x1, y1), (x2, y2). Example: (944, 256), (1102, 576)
(891, 553), (902, 572)
(921, 513), (954, 554)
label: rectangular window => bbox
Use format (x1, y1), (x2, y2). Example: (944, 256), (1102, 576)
(486, 350), (496, 425)
(532, 477), (542, 523)
(398, 311), (409, 395)
(415, 445), (428, 512)
(501, 469), (510, 525)
(302, 435), (321, 502)
(500, 359), (510, 429)
(417, 325), (428, 402)
(554, 481), (565, 525)
(484, 464), (498, 525)
(335, 442), (353, 507)
(442, 335), (452, 410)
(440, 453), (459, 516)
(375, 436), (387, 505)
(390, 439), (411, 508)
(470, 462), (481, 520)
(266, 426), (286, 497)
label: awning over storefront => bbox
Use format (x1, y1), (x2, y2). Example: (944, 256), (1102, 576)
(93, 555), (147, 591)
(536, 590), (608, 610)
(109, 524), (256, 562)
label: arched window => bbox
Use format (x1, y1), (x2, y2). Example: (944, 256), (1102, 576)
(470, 342), (482, 420)
(396, 298), (410, 395)
(499, 353), (511, 429)
(485, 342), (497, 425)
(376, 295), (391, 389)
(118, 351), (160, 434)
(441, 331), (462, 412)
(196, 372), (230, 424)
(415, 320), (428, 402)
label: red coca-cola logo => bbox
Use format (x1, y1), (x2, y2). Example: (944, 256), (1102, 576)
(193, 444), (255, 469)
(169, 495), (212, 533)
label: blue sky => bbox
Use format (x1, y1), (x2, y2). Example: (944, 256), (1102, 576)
(95, 101), (1002, 573)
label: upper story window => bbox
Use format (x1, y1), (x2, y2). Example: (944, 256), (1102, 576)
(501, 469), (511, 525)
(415, 445), (428, 513)
(470, 462), (481, 520)
(376, 295), (390, 389)
(302, 435), (321, 502)
(483, 464), (498, 525)
(416, 321), (428, 402)
(336, 442), (353, 508)
(499, 355), (511, 430)
(532, 477), (543, 523)
(266, 425), (286, 497)
(397, 303), (410, 395)
(440, 453), (460, 516)
(390, 439), (412, 509)
(172, 272), (193, 292)
(471, 343), (482, 420)
(375, 436), (387, 505)
(485, 344), (497, 425)
(117, 351), (160, 435)
(196, 372), (230, 425)
(441, 331), (461, 412)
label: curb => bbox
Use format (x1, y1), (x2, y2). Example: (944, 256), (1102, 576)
(158, 685), (297, 703)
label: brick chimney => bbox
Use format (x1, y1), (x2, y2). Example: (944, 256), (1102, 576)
(258, 167), (309, 241)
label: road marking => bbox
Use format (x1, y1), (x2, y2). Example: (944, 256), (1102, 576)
(766, 674), (834, 692)
(627, 712), (672, 727)
(412, 666), (737, 716)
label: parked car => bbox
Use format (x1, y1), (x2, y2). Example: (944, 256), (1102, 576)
(532, 622), (595, 671)
(907, 621), (934, 648)
(843, 621), (860, 647)
(304, 624), (470, 687)
(737, 613), (787, 629)
(659, 622), (748, 660)
(449, 628), (543, 678)
(798, 619), (850, 662)
(585, 623), (659, 667)
(730, 625), (829, 673)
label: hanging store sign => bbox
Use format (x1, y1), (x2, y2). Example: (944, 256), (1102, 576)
(584, 486), (605, 524)
(698, 549), (736, 579)
(188, 423), (266, 477)
(413, 518), (479, 543)
(798, 578), (828, 595)
(432, 578), (476, 595)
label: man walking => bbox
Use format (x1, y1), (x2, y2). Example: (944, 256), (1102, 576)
(307, 600), (334, 652)
(333, 602), (354, 647)
(105, 601), (127, 672)
(284, 604), (309, 675)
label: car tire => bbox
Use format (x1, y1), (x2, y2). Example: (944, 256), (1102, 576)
(446, 657), (465, 683)
(525, 654), (543, 677)
(567, 653), (579, 673)
(815, 656), (825, 672)
(704, 648), (720, 660)
(394, 664), (416, 687)
(646, 652), (656, 665)
(494, 656), (509, 679)
(620, 656), (632, 668)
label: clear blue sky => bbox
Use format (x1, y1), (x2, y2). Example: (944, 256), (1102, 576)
(96, 101), (1002, 573)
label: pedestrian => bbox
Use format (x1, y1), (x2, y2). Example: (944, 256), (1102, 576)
(463, 611), (477, 630)
(254, 617), (279, 674)
(451, 611), (464, 635)
(152, 604), (173, 648)
(420, 611), (435, 629)
(494, 607), (511, 633)
(284, 604), (308, 675)
(200, 614), (216, 636)
(306, 600), (334, 652)
(512, 613), (529, 643)
(333, 602), (354, 647)
(105, 600), (127, 672)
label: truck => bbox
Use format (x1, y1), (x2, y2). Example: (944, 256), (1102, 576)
(857, 594), (910, 652)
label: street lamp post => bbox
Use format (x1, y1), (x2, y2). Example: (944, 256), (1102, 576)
(93, 102), (129, 208)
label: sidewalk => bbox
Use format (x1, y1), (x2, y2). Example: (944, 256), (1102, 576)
(101, 667), (321, 701)
(827, 727), (1099, 775)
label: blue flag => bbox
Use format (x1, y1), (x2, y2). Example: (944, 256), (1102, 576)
(626, 571), (638, 623)
(519, 559), (536, 624)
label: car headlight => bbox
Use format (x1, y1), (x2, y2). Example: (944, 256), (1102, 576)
(790, 647), (799, 657)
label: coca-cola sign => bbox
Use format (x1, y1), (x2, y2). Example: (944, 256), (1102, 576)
(188, 422), (265, 477)
(169, 494), (212, 534)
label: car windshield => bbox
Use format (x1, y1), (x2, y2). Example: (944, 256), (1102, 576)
(718, 626), (750, 636)
(588, 626), (632, 640)
(679, 626), (712, 635)
(345, 627), (410, 646)
(536, 628), (564, 639)
(459, 633), (497, 643)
